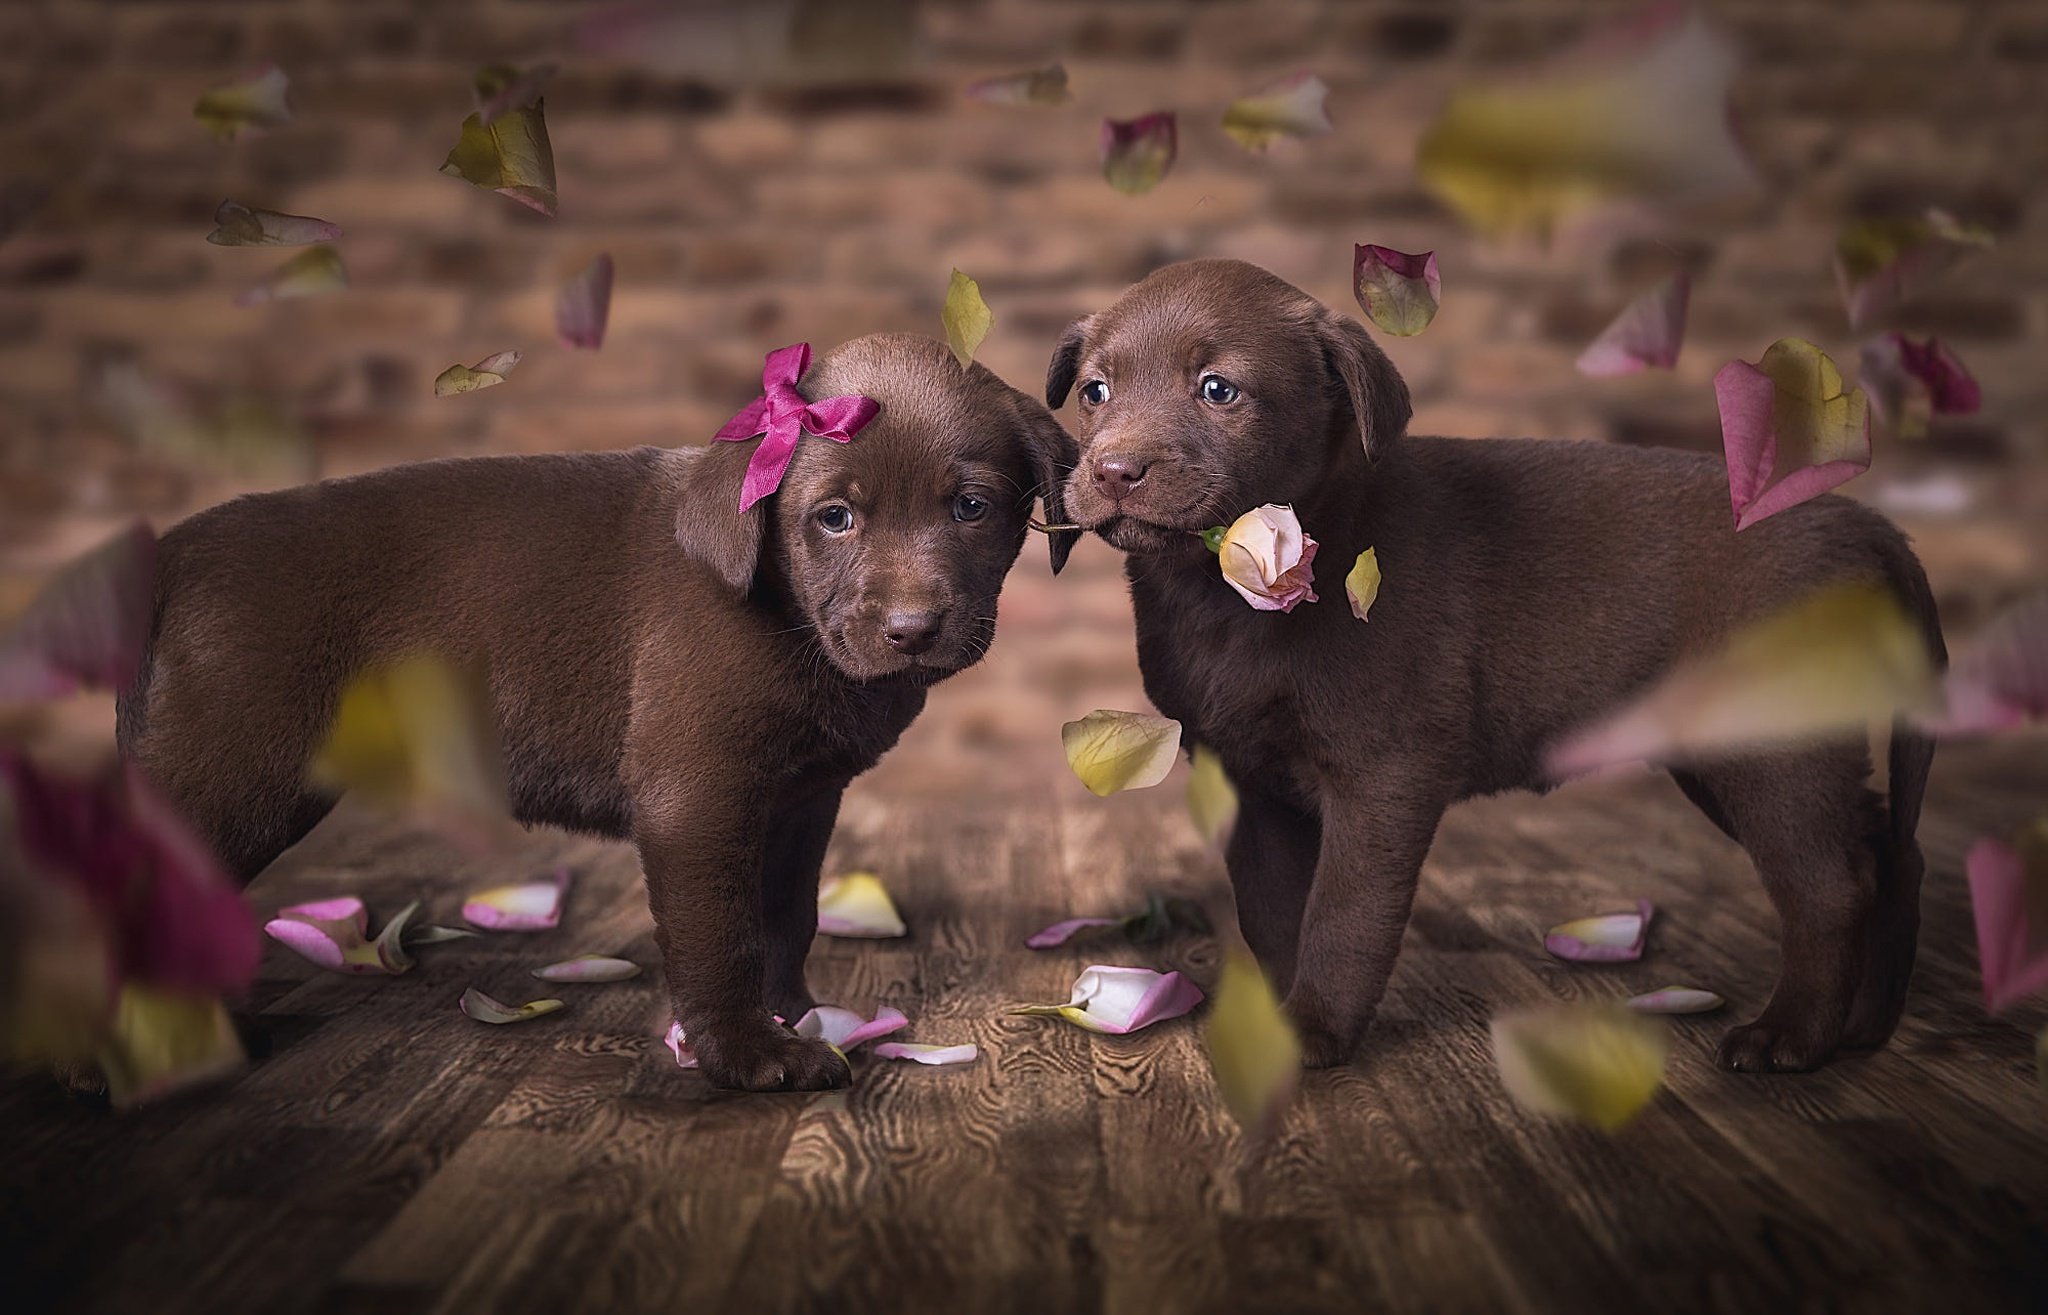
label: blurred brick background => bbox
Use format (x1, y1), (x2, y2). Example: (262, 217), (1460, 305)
(1, 0), (2044, 794)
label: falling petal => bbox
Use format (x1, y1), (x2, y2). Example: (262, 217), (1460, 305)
(872, 1041), (979, 1065)
(1061, 709), (1183, 797)
(1895, 336), (1981, 415)
(1416, 3), (1754, 237)
(1835, 209), (1994, 330)
(1, 753), (259, 997)
(1352, 246), (1440, 338)
(1922, 593), (2048, 736)
(462, 869), (571, 932)
(309, 656), (511, 842)
(1491, 1003), (1669, 1131)
(94, 985), (245, 1108)
(794, 1004), (910, 1050)
(1185, 745), (1239, 847)
(441, 100), (558, 217)
(194, 65), (292, 141)
(1965, 832), (2048, 1014)
(92, 360), (312, 483)
(264, 896), (418, 974)
(555, 255), (614, 351)
(459, 987), (565, 1024)
(1025, 917), (1125, 950)
(1861, 333), (1979, 442)
(1205, 950), (1301, 1134)
(435, 350), (523, 397)
(0, 862), (113, 1065)
(206, 200), (342, 247)
(531, 955), (640, 982)
(1345, 547), (1382, 622)
(1010, 965), (1205, 1035)
(816, 871), (906, 938)
(1576, 271), (1690, 376)
(234, 246), (348, 307)
(1545, 898), (1653, 963)
(1101, 113), (1177, 195)
(476, 63), (558, 126)
(1627, 986), (1724, 1014)
(1716, 338), (1870, 531)
(965, 63), (1070, 106)
(941, 268), (992, 369)
(1221, 72), (1333, 152)
(0, 523), (156, 702)
(1546, 583), (1936, 776)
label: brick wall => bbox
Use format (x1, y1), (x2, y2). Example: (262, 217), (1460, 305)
(2, 0), (2044, 784)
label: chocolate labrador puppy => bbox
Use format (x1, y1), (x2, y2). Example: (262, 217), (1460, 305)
(120, 333), (1075, 1091)
(1046, 258), (1945, 1073)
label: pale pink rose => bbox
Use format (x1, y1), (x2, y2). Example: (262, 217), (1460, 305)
(1217, 504), (1319, 612)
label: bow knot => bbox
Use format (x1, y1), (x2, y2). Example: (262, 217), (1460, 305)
(713, 343), (881, 512)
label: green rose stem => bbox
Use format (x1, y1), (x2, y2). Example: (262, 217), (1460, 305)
(1199, 526), (1228, 553)
(1029, 520), (1081, 534)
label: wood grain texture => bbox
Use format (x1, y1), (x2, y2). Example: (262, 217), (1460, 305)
(5, 742), (2048, 1315)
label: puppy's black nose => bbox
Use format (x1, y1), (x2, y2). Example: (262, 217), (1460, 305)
(1092, 455), (1150, 500)
(883, 610), (944, 656)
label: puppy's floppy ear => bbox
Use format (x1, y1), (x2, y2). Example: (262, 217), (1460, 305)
(673, 441), (767, 595)
(1318, 312), (1412, 464)
(1012, 394), (1081, 575)
(1044, 315), (1090, 410)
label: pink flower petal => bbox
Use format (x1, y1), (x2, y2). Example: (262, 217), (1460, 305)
(1, 753), (258, 996)
(555, 253), (613, 350)
(965, 63), (1070, 106)
(264, 896), (416, 974)
(0, 522), (156, 702)
(872, 1041), (979, 1065)
(1895, 335), (1981, 415)
(462, 868), (570, 931)
(1576, 271), (1690, 376)
(1626, 986), (1724, 1014)
(1012, 965), (1205, 1034)
(530, 954), (639, 982)
(1966, 837), (2048, 1014)
(1352, 245), (1441, 337)
(1715, 339), (1870, 531)
(1101, 113), (1177, 195)
(206, 200), (342, 247)
(1922, 593), (2048, 736)
(458, 987), (565, 1024)
(1025, 916), (1124, 949)
(1835, 209), (1993, 329)
(794, 1004), (910, 1051)
(1545, 899), (1654, 962)
(664, 1019), (698, 1068)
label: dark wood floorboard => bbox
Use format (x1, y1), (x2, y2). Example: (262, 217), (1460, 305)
(7, 740), (2048, 1314)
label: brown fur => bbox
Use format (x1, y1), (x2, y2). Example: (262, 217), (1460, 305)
(118, 333), (1076, 1091)
(1047, 259), (1945, 1073)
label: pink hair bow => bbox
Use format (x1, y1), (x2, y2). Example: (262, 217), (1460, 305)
(713, 343), (882, 512)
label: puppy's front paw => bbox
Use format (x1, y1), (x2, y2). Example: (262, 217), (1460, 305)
(689, 1016), (850, 1092)
(1717, 1013), (1841, 1074)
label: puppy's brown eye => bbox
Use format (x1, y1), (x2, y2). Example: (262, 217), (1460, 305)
(816, 505), (854, 535)
(1199, 374), (1239, 405)
(1079, 380), (1110, 406)
(952, 494), (989, 523)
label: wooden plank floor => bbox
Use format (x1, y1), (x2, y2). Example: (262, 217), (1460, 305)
(5, 735), (2047, 1314)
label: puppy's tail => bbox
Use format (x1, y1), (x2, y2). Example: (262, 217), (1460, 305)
(1878, 533), (1947, 853)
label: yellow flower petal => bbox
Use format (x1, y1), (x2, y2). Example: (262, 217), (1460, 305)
(1205, 950), (1301, 1133)
(440, 101), (558, 216)
(941, 268), (992, 369)
(308, 655), (509, 837)
(95, 985), (245, 1108)
(1185, 745), (1238, 847)
(817, 871), (907, 938)
(1491, 1003), (1668, 1131)
(1061, 709), (1183, 797)
(1345, 547), (1382, 621)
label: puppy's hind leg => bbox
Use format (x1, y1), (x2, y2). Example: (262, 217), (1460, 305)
(1841, 722), (1936, 1050)
(1688, 746), (1881, 1073)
